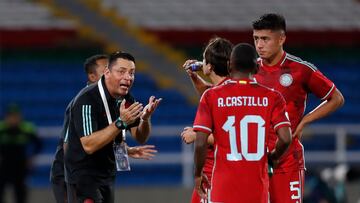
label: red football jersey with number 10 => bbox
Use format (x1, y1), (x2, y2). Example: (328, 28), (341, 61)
(255, 52), (335, 173)
(193, 78), (291, 203)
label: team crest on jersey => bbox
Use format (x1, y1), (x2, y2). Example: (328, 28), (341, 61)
(279, 73), (293, 87)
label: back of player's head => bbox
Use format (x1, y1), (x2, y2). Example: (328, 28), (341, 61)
(230, 43), (258, 73)
(84, 54), (109, 74)
(204, 37), (233, 77)
(108, 51), (136, 69)
(252, 13), (286, 32)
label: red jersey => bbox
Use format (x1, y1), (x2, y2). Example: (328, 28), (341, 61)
(201, 78), (229, 183)
(255, 52), (336, 173)
(193, 78), (290, 203)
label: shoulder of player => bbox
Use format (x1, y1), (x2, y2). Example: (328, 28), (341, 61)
(198, 84), (223, 101)
(254, 82), (283, 98)
(284, 53), (318, 72)
(206, 79), (236, 92)
(71, 84), (101, 108)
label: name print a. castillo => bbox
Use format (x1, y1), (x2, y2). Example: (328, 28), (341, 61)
(218, 96), (268, 107)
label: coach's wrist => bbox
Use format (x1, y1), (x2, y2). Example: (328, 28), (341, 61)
(115, 117), (127, 130)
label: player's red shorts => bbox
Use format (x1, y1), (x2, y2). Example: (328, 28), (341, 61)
(270, 169), (305, 203)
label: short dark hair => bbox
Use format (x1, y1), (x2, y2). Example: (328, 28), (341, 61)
(231, 43), (258, 73)
(108, 51), (136, 69)
(252, 13), (286, 32)
(84, 54), (108, 74)
(204, 37), (233, 77)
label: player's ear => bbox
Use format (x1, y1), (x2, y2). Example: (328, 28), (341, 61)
(104, 67), (110, 76)
(209, 64), (214, 71)
(279, 32), (286, 46)
(88, 73), (96, 83)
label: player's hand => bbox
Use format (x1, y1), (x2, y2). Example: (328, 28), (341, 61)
(128, 145), (157, 160)
(180, 127), (196, 144)
(294, 121), (305, 139)
(141, 96), (162, 121)
(194, 174), (209, 200)
(183, 60), (198, 78)
(119, 100), (143, 125)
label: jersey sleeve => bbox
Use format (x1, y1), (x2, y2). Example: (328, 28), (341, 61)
(271, 92), (291, 131)
(72, 95), (99, 138)
(305, 67), (336, 101)
(193, 90), (213, 134)
(62, 100), (73, 143)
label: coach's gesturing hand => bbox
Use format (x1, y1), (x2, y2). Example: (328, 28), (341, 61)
(141, 96), (162, 121)
(119, 100), (143, 125)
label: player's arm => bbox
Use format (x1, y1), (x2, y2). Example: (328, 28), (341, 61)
(181, 126), (214, 145)
(194, 131), (209, 199)
(269, 92), (292, 165)
(295, 69), (345, 138)
(190, 74), (213, 95)
(269, 127), (292, 165)
(130, 96), (162, 144)
(183, 60), (213, 95)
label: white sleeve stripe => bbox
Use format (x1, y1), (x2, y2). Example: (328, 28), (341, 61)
(321, 84), (335, 100)
(82, 105), (92, 136)
(82, 105), (87, 136)
(273, 121), (291, 130)
(64, 126), (69, 143)
(193, 125), (212, 133)
(88, 105), (92, 135)
(85, 105), (90, 136)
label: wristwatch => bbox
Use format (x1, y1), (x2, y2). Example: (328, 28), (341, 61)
(115, 117), (127, 130)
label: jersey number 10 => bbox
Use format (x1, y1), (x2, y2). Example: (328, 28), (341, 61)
(223, 115), (265, 161)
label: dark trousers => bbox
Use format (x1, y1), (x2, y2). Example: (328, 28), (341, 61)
(51, 179), (68, 203)
(67, 180), (114, 203)
(0, 170), (27, 203)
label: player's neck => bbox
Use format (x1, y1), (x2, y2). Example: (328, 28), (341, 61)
(209, 73), (226, 86)
(231, 72), (253, 80)
(263, 49), (285, 66)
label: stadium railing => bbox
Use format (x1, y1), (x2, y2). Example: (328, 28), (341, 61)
(34, 124), (360, 187)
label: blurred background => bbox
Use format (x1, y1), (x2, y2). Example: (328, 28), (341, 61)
(0, 0), (360, 202)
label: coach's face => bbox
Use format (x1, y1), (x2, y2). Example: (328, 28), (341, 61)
(253, 29), (285, 62)
(105, 58), (135, 98)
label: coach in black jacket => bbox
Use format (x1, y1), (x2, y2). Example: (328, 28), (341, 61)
(64, 52), (161, 203)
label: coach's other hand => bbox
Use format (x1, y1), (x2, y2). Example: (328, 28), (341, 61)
(141, 96), (162, 121)
(128, 145), (157, 160)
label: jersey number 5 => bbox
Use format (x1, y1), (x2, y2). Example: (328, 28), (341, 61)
(222, 115), (265, 161)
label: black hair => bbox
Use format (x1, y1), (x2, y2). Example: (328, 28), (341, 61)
(204, 37), (233, 77)
(230, 43), (258, 73)
(252, 13), (286, 32)
(108, 51), (136, 69)
(84, 54), (108, 74)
